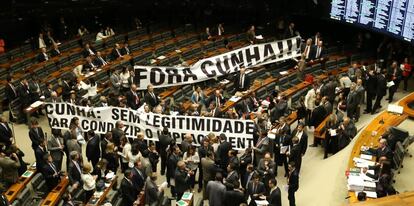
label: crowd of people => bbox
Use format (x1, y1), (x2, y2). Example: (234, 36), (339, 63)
(0, 17), (412, 206)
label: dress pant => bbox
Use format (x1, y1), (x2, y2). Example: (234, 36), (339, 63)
(365, 92), (375, 112)
(403, 76), (410, 91)
(372, 94), (384, 113)
(288, 189), (296, 206)
(160, 151), (167, 175)
(388, 81), (399, 102)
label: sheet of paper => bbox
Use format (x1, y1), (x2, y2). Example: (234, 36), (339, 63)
(280, 71), (289, 75)
(255, 200), (269, 206)
(280, 146), (289, 154)
(157, 55), (166, 60)
(255, 35), (264, 40)
(387, 81), (395, 88)
(330, 129), (337, 136)
(229, 96), (241, 102)
(360, 154), (373, 160)
(31, 101), (44, 108)
(175, 49), (182, 53)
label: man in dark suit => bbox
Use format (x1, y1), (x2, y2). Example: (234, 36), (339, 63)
(34, 141), (48, 171)
(291, 123), (308, 156)
(275, 129), (291, 177)
(322, 76), (337, 104)
(82, 56), (97, 73)
(257, 153), (275, 191)
(175, 161), (191, 200)
(266, 178), (282, 206)
(301, 38), (315, 61)
(166, 146), (181, 197)
(144, 84), (160, 109)
(241, 164), (255, 190)
(246, 174), (266, 206)
(61, 78), (73, 102)
(86, 130), (100, 167)
(387, 61), (403, 103)
(68, 151), (82, 186)
(42, 153), (62, 191)
(372, 70), (387, 114)
(288, 137), (303, 173)
(37, 47), (49, 62)
(17, 79), (31, 122)
(100, 132), (113, 158)
(224, 163), (239, 190)
(82, 43), (96, 58)
(224, 181), (246, 206)
(216, 134), (233, 172)
(312, 40), (326, 61)
(50, 44), (61, 57)
(110, 43), (123, 60)
(121, 169), (138, 206)
(367, 139), (393, 160)
(288, 162), (299, 206)
(111, 121), (124, 147)
(347, 83), (358, 121)
(94, 51), (108, 67)
(131, 160), (146, 193)
(159, 127), (173, 175)
(29, 119), (45, 149)
(234, 68), (251, 91)
(126, 84), (141, 110)
(253, 132), (272, 166)
(0, 117), (13, 147)
(5, 77), (18, 122)
(121, 43), (131, 55)
(364, 69), (377, 114)
(208, 90), (226, 108)
(284, 22), (297, 38)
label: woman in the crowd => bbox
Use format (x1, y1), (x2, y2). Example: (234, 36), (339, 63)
(104, 143), (119, 172)
(93, 159), (109, 180)
(80, 77), (97, 99)
(182, 146), (200, 189)
(81, 163), (97, 203)
(324, 113), (341, 159)
(119, 136), (131, 173)
(119, 66), (130, 95)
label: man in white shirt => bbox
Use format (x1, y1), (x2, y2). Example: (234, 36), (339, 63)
(96, 28), (109, 41)
(38, 33), (46, 49)
(301, 38), (315, 61)
(304, 84), (317, 127)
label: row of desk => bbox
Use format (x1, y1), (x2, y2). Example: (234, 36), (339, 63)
(346, 92), (414, 204)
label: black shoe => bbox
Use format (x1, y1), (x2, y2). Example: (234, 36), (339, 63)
(324, 155), (328, 159)
(284, 173), (288, 177)
(198, 188), (202, 193)
(309, 144), (318, 147)
(385, 98), (389, 100)
(363, 111), (370, 114)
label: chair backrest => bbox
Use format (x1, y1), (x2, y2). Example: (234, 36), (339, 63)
(16, 187), (31, 205)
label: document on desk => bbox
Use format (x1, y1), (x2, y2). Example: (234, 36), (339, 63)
(280, 71), (289, 75)
(360, 154), (373, 160)
(255, 35), (264, 40)
(229, 96), (241, 102)
(329, 129), (337, 136)
(268, 129), (277, 140)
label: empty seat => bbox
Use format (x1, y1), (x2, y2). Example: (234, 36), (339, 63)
(16, 187), (31, 205)
(325, 60), (337, 70)
(256, 87), (267, 99)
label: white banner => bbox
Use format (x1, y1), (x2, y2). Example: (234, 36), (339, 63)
(134, 36), (302, 89)
(45, 103), (255, 150)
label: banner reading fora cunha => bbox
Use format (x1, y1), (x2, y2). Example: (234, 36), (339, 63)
(134, 36), (302, 89)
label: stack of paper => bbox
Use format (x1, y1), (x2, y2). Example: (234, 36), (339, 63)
(157, 55), (166, 60)
(255, 200), (269, 206)
(105, 172), (115, 180)
(30, 101), (44, 108)
(347, 176), (365, 191)
(229, 96), (241, 102)
(181, 192), (193, 201)
(353, 157), (376, 168)
(360, 154), (373, 160)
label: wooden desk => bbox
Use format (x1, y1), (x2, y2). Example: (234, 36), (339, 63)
(347, 191), (414, 206)
(399, 92), (414, 118)
(41, 177), (69, 206)
(346, 111), (408, 203)
(4, 168), (36, 203)
(86, 176), (116, 206)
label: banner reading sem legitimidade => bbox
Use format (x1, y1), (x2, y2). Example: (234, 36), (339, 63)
(134, 36), (301, 90)
(45, 103), (255, 150)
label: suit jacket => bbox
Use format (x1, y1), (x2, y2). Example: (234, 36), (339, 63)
(301, 44), (316, 60)
(50, 49), (61, 57)
(347, 90), (358, 110)
(289, 144), (302, 169)
(224, 189), (246, 206)
(126, 90), (141, 110)
(47, 136), (64, 161)
(365, 73), (377, 94)
(42, 162), (60, 189)
(0, 156), (20, 184)
(61, 81), (72, 101)
(100, 138), (110, 157)
(121, 177), (137, 206)
(17, 83), (31, 107)
(5, 83), (18, 104)
(376, 74), (387, 97)
(175, 168), (190, 194)
(110, 48), (122, 60)
(144, 92), (159, 108)
(224, 171), (239, 189)
(121, 47), (131, 55)
(145, 177), (163, 205)
(111, 127), (124, 147)
(86, 135), (101, 163)
(291, 129), (308, 155)
(310, 105), (327, 127)
(288, 169), (299, 192)
(82, 48), (96, 58)
(234, 73), (251, 91)
(206, 181), (226, 206)
(166, 154), (181, 178)
(201, 157), (215, 182)
(68, 160), (82, 184)
(0, 123), (12, 146)
(247, 181), (266, 200)
(29, 127), (45, 149)
(34, 146), (48, 170)
(94, 56), (108, 67)
(37, 53), (49, 62)
(131, 167), (146, 192)
(312, 46), (326, 59)
(208, 94), (226, 107)
(66, 139), (81, 155)
(267, 187), (282, 206)
(216, 141), (232, 167)
(257, 159), (276, 177)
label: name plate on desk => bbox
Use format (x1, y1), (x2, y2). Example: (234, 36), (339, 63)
(387, 104), (403, 114)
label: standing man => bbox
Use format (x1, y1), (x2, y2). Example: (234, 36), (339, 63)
(121, 169), (138, 206)
(355, 79), (365, 122)
(29, 119), (45, 150)
(5, 76), (18, 122)
(264, 178), (282, 206)
(288, 162), (299, 206)
(234, 68), (251, 91)
(206, 173), (227, 206)
(387, 61), (402, 103)
(144, 84), (159, 109)
(47, 129), (65, 171)
(364, 68), (377, 114)
(158, 127), (172, 175)
(86, 130), (101, 167)
(0, 117), (13, 147)
(372, 70), (387, 114)
(175, 161), (192, 200)
(110, 69), (121, 95)
(347, 83), (358, 121)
